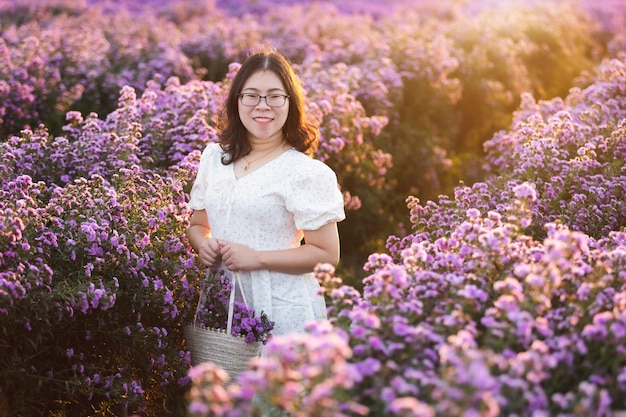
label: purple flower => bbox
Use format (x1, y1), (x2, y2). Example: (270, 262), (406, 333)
(194, 270), (274, 344)
(389, 397), (435, 416)
(513, 182), (537, 201)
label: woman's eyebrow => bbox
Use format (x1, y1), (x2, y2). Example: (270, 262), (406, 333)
(241, 87), (286, 93)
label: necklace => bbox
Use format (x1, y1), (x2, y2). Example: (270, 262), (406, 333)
(242, 142), (284, 171)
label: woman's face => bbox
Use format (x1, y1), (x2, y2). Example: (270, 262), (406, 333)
(238, 70), (289, 144)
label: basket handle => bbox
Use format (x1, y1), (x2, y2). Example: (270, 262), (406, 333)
(226, 271), (245, 335)
(193, 269), (247, 335)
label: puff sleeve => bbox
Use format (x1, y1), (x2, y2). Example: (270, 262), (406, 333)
(285, 158), (346, 230)
(187, 143), (220, 210)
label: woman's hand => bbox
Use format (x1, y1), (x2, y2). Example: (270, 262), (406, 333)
(187, 210), (222, 267)
(218, 241), (259, 271)
(196, 237), (222, 267)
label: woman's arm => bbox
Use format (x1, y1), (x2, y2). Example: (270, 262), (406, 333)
(218, 222), (340, 275)
(187, 209), (222, 267)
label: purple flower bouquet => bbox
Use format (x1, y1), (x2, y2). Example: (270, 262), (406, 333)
(194, 269), (274, 345)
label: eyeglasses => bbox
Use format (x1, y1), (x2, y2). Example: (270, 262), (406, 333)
(238, 93), (290, 107)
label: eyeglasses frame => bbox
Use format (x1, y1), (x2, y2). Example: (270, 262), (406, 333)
(238, 93), (290, 107)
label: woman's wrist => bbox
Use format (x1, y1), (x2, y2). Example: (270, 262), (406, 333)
(257, 251), (269, 270)
(188, 226), (210, 252)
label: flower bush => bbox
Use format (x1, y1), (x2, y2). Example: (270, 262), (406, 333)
(0, 85), (205, 414)
(0, 164), (202, 415)
(2, 0), (618, 275)
(185, 23), (626, 417)
(188, 186), (626, 416)
(0, 2), (196, 136)
(482, 54), (626, 240)
(188, 321), (368, 417)
(194, 269), (274, 345)
(1, 0), (626, 415)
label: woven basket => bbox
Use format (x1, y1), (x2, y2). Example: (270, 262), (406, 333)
(184, 271), (263, 381)
(184, 325), (262, 379)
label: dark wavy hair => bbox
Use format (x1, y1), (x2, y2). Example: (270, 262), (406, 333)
(216, 49), (319, 164)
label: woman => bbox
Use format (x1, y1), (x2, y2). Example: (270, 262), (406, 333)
(186, 49), (345, 336)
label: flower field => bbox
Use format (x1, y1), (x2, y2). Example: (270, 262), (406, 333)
(1, 0), (625, 415)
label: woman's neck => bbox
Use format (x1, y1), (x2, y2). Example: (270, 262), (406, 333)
(240, 140), (287, 172)
(248, 137), (286, 154)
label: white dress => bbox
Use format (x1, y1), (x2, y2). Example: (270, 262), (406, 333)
(188, 143), (346, 336)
